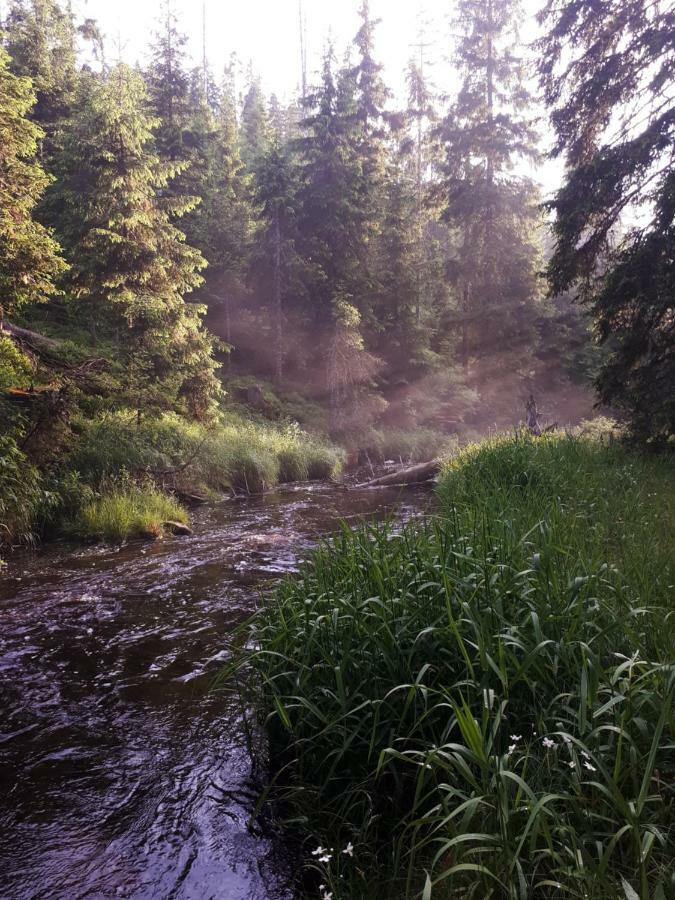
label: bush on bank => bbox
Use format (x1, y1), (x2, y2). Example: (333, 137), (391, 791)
(243, 433), (674, 899)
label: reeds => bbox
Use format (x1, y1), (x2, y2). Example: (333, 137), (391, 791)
(240, 432), (674, 899)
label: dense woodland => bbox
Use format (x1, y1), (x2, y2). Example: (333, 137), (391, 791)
(0, 0), (672, 544)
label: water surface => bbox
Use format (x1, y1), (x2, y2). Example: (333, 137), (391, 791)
(0, 482), (431, 900)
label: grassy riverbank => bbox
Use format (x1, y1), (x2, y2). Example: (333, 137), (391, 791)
(243, 432), (674, 899)
(0, 412), (343, 550)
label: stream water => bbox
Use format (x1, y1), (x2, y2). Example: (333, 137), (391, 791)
(0, 481), (431, 900)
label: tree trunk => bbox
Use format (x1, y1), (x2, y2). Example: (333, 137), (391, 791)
(273, 213), (283, 385)
(461, 282), (470, 374)
(357, 458), (443, 488)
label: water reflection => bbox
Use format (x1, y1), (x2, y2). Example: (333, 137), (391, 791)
(0, 482), (430, 899)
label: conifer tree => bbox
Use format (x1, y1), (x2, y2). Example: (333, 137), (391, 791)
(240, 69), (270, 170)
(254, 130), (302, 385)
(0, 43), (65, 318)
(185, 68), (255, 347)
(50, 63), (219, 418)
(4, 0), (77, 137)
(146, 0), (191, 165)
(297, 47), (382, 427)
(441, 0), (542, 373)
(538, 0), (674, 440)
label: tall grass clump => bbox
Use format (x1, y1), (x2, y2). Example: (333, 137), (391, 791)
(0, 435), (44, 550)
(68, 411), (343, 495)
(69, 481), (187, 542)
(239, 433), (674, 899)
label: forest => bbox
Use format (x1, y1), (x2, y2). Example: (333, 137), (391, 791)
(0, 0), (673, 898)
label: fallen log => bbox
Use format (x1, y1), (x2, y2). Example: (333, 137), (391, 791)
(357, 458), (443, 488)
(1, 321), (60, 349)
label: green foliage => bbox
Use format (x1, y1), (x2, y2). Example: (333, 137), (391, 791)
(0, 42), (66, 315)
(4, 0), (77, 134)
(538, 0), (674, 442)
(441, 0), (544, 371)
(0, 336), (33, 388)
(68, 480), (187, 543)
(48, 63), (220, 418)
(240, 434), (674, 898)
(66, 410), (343, 496)
(0, 434), (44, 546)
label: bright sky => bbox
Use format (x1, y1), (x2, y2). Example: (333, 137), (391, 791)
(72, 0), (542, 104)
(49, 0), (560, 193)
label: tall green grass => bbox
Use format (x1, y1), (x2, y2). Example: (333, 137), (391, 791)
(69, 411), (343, 495)
(68, 481), (187, 542)
(240, 433), (674, 899)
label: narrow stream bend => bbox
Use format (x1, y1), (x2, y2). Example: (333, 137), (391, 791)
(0, 482), (431, 900)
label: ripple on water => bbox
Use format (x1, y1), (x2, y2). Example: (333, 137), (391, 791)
(0, 482), (432, 899)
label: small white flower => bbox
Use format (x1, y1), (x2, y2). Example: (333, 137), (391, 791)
(581, 750), (590, 759)
(584, 761), (596, 772)
(510, 734), (521, 742)
(312, 846), (327, 857)
(343, 842), (354, 857)
(319, 854), (332, 864)
(542, 737), (555, 749)
(568, 761), (576, 768)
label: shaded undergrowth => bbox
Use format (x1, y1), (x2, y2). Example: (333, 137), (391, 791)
(239, 433), (674, 899)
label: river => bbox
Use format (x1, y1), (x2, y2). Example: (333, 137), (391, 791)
(0, 481), (431, 900)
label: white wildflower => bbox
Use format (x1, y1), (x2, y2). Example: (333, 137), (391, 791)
(542, 737), (555, 749)
(510, 735), (522, 742)
(584, 761), (596, 772)
(319, 854), (332, 864)
(581, 750), (590, 759)
(507, 743), (518, 756)
(312, 847), (327, 857)
(343, 842), (354, 857)
(568, 761), (576, 768)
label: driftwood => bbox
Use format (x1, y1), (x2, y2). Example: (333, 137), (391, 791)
(357, 458), (443, 488)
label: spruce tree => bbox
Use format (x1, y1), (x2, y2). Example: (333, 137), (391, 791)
(4, 0), (77, 136)
(240, 69), (270, 170)
(0, 43), (65, 318)
(538, 0), (674, 440)
(254, 130), (302, 385)
(297, 47), (382, 428)
(186, 68), (255, 347)
(50, 63), (219, 418)
(440, 0), (542, 373)
(146, 0), (191, 165)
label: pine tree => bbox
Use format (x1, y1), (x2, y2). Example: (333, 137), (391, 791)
(538, 0), (675, 440)
(186, 67), (255, 348)
(254, 130), (302, 385)
(4, 0), (77, 137)
(441, 0), (542, 373)
(50, 63), (219, 418)
(0, 43), (65, 319)
(349, 0), (389, 324)
(240, 69), (270, 170)
(297, 47), (382, 428)
(146, 0), (191, 165)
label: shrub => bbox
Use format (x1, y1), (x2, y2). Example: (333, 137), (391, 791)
(239, 434), (674, 899)
(0, 336), (33, 389)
